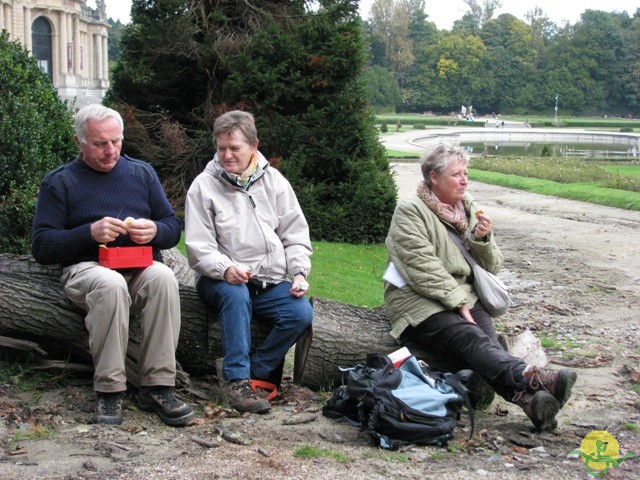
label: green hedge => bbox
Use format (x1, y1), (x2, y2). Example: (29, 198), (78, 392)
(0, 32), (76, 253)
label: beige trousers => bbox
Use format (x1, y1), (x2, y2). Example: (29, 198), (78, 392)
(61, 261), (180, 393)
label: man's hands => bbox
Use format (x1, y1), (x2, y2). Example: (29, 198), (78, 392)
(91, 216), (157, 245)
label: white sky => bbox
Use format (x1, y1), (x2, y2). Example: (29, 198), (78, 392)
(100, 1), (638, 28)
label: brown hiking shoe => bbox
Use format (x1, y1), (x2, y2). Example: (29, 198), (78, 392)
(223, 379), (271, 414)
(524, 366), (577, 407)
(513, 390), (560, 432)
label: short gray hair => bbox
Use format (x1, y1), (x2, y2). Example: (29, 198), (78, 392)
(420, 143), (470, 186)
(74, 104), (124, 143)
(213, 110), (258, 145)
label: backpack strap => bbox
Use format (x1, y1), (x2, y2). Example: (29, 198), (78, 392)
(445, 369), (475, 439)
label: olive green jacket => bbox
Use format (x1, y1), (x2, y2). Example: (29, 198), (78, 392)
(384, 193), (503, 339)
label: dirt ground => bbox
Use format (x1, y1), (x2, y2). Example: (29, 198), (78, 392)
(2, 161), (640, 480)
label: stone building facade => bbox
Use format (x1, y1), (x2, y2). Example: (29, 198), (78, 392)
(0, 0), (110, 105)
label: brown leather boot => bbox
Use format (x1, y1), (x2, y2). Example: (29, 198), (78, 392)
(513, 390), (560, 432)
(223, 379), (272, 414)
(524, 366), (577, 407)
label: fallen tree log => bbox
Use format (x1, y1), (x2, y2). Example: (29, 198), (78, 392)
(0, 252), (397, 391)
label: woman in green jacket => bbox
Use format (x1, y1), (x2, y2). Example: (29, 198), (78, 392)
(384, 143), (576, 432)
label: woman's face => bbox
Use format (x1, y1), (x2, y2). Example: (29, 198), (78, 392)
(215, 129), (258, 175)
(429, 159), (468, 205)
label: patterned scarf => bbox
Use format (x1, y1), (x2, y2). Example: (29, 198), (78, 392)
(229, 153), (259, 190)
(417, 180), (469, 235)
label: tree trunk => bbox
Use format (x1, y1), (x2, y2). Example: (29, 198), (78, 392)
(0, 252), (396, 390)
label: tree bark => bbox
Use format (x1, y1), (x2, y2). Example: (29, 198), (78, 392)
(0, 252), (396, 390)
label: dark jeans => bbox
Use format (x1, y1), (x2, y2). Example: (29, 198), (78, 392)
(399, 302), (527, 402)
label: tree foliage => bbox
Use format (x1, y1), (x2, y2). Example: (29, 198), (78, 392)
(0, 32), (76, 253)
(108, 0), (397, 243)
(361, 3), (640, 116)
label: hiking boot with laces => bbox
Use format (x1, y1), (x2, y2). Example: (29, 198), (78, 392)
(223, 379), (271, 414)
(513, 390), (560, 432)
(524, 366), (577, 407)
(137, 386), (195, 426)
(92, 391), (124, 425)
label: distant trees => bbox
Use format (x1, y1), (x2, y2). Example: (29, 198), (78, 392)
(362, 1), (640, 116)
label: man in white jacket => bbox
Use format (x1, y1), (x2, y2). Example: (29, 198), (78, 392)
(185, 110), (313, 413)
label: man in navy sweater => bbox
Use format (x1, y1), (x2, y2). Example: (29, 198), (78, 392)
(32, 104), (194, 427)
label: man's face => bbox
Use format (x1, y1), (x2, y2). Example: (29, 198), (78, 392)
(75, 118), (123, 172)
(215, 130), (258, 175)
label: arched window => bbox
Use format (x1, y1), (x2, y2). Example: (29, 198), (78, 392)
(31, 17), (53, 79)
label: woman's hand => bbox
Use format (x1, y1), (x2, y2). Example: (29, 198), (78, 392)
(458, 304), (476, 324)
(224, 266), (252, 285)
(474, 213), (493, 240)
(290, 274), (309, 298)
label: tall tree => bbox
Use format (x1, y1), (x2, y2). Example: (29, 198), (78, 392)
(411, 32), (492, 112)
(480, 14), (539, 112)
(0, 32), (76, 253)
(108, 0), (396, 243)
(453, 0), (502, 32)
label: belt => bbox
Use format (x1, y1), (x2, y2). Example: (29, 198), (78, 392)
(248, 278), (278, 290)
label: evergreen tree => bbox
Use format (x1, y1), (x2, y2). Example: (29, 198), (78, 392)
(108, 0), (396, 243)
(0, 32), (76, 253)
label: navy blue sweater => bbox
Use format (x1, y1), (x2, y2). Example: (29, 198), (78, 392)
(32, 155), (181, 267)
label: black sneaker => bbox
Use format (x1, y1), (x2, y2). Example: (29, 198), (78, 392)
(137, 387), (195, 426)
(92, 392), (124, 425)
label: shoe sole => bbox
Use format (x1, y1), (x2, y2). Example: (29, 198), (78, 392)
(92, 415), (123, 425)
(530, 391), (560, 432)
(232, 401), (272, 414)
(138, 398), (196, 427)
(554, 370), (577, 407)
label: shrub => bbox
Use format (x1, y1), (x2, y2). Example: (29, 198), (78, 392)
(380, 123), (388, 133)
(412, 124), (426, 130)
(0, 32), (76, 253)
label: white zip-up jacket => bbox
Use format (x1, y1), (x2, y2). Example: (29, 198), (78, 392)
(185, 152), (312, 284)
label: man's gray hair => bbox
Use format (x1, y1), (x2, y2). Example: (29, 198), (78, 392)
(421, 143), (470, 186)
(214, 110), (258, 145)
(74, 104), (124, 143)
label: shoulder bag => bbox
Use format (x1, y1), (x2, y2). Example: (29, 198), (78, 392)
(446, 228), (510, 317)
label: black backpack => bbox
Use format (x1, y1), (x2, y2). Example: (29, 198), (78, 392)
(322, 353), (389, 427)
(322, 353), (474, 450)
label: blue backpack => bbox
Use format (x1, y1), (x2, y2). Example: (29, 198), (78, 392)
(323, 353), (474, 450)
(367, 355), (474, 449)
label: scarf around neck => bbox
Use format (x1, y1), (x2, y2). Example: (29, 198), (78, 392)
(417, 180), (469, 235)
(225, 153), (259, 190)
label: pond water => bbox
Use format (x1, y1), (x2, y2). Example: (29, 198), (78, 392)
(411, 130), (640, 158)
(461, 141), (636, 158)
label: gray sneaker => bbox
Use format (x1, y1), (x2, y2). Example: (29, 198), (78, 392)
(138, 387), (195, 426)
(223, 379), (271, 414)
(92, 392), (124, 425)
